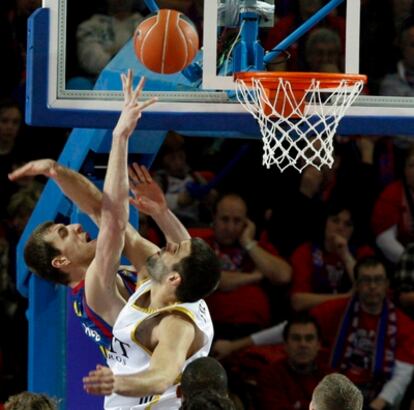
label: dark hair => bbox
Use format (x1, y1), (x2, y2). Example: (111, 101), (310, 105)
(312, 373), (363, 410)
(212, 192), (247, 215)
(283, 314), (321, 341)
(314, 200), (354, 246)
(353, 255), (385, 281)
(181, 357), (228, 398)
(5, 391), (58, 410)
(24, 221), (71, 285)
(0, 98), (20, 116)
(181, 390), (235, 410)
(173, 238), (220, 302)
(160, 130), (185, 156)
(399, 15), (414, 43)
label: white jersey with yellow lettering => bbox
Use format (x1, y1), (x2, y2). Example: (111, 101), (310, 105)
(104, 279), (214, 410)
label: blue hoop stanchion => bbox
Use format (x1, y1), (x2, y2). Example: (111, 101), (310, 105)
(264, 0), (345, 63)
(144, 0), (159, 13)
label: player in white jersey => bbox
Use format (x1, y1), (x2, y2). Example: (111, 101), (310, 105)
(104, 279), (213, 409)
(80, 71), (221, 408)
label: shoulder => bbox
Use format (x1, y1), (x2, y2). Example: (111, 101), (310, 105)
(396, 307), (414, 329)
(291, 242), (312, 259)
(258, 358), (290, 386)
(380, 180), (403, 198)
(311, 297), (349, 321)
(157, 311), (197, 339)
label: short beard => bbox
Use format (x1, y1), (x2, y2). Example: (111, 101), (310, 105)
(146, 254), (168, 282)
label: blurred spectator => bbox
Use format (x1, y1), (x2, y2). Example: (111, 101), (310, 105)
(263, 0), (345, 71)
(312, 256), (414, 409)
(5, 186), (42, 277)
(304, 27), (343, 72)
(394, 0), (414, 33)
(178, 357), (235, 410)
(256, 314), (330, 410)
(325, 138), (379, 245)
(266, 137), (378, 260)
(205, 193), (292, 339)
(310, 373), (363, 410)
(290, 201), (373, 312)
(4, 391), (57, 410)
(0, 0), (41, 98)
(394, 242), (414, 316)
(360, 0), (397, 94)
(380, 16), (414, 97)
(265, 165), (325, 258)
(0, 99), (23, 219)
(212, 320), (286, 361)
(372, 144), (414, 264)
(154, 131), (217, 227)
(74, 0), (144, 86)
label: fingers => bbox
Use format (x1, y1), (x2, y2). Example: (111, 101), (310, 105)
(8, 162), (32, 180)
(83, 366), (114, 396)
(139, 164), (153, 183)
(129, 163), (152, 185)
(132, 162), (146, 184)
(121, 70), (158, 114)
(139, 96), (158, 111)
(133, 76), (146, 101)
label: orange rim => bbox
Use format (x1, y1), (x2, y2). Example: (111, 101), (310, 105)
(234, 71), (367, 90)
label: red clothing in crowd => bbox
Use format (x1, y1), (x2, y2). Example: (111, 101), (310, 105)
(291, 243), (373, 295)
(256, 357), (330, 410)
(372, 180), (414, 245)
(204, 234), (274, 328)
(311, 297), (414, 385)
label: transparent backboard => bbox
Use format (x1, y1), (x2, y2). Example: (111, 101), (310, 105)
(32, 0), (414, 131)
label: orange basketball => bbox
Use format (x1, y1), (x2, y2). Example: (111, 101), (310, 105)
(134, 9), (199, 75)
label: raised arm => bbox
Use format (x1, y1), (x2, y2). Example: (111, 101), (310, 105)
(85, 71), (156, 325)
(9, 159), (102, 223)
(129, 163), (190, 243)
(239, 219), (292, 285)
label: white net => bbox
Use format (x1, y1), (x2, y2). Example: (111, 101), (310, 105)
(235, 76), (365, 172)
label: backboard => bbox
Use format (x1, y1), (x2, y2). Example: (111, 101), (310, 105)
(28, 0), (414, 134)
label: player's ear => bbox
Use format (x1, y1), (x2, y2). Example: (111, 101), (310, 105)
(51, 255), (70, 269)
(176, 384), (182, 398)
(167, 272), (182, 288)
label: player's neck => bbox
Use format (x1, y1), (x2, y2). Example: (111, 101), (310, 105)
(149, 282), (177, 310)
(68, 265), (88, 288)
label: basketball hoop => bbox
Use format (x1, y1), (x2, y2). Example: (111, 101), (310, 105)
(235, 72), (367, 172)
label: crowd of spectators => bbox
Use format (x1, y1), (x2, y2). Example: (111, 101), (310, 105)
(3, 1), (414, 409)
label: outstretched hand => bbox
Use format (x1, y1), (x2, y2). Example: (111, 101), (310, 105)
(8, 159), (57, 181)
(83, 364), (114, 396)
(113, 69), (157, 138)
(129, 162), (167, 216)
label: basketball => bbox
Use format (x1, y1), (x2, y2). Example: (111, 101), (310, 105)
(134, 9), (199, 75)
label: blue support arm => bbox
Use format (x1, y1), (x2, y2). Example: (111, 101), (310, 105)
(264, 0), (345, 64)
(144, 0), (159, 12)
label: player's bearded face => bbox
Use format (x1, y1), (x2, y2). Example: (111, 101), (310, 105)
(146, 252), (169, 282)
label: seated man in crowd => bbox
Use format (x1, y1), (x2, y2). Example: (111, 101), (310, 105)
(205, 193), (292, 339)
(311, 256), (414, 410)
(256, 315), (330, 410)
